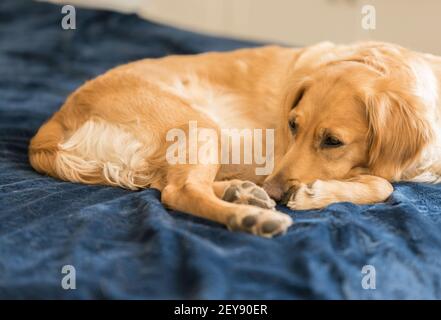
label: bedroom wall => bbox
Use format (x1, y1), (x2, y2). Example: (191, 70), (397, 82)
(43, 0), (441, 55)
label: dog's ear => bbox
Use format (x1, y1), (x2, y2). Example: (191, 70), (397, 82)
(364, 87), (432, 180)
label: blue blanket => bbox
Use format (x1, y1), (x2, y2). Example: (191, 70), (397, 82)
(1, 0), (441, 299)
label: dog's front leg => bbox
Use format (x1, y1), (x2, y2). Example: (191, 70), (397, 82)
(287, 175), (394, 210)
(161, 165), (292, 237)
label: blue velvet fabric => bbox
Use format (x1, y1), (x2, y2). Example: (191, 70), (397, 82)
(1, 0), (441, 299)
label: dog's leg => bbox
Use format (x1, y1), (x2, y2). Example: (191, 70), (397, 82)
(287, 175), (394, 210)
(161, 166), (292, 237)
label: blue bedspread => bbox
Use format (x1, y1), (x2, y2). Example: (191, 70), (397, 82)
(1, 0), (441, 299)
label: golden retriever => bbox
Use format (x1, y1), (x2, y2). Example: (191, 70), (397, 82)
(28, 41), (441, 237)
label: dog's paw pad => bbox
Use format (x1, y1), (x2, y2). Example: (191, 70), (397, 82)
(261, 219), (280, 234)
(222, 185), (240, 202)
(251, 188), (269, 200)
(241, 215), (258, 228)
(241, 182), (255, 189)
(227, 209), (293, 238)
(222, 181), (276, 209)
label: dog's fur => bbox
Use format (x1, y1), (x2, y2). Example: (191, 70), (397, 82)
(29, 42), (441, 237)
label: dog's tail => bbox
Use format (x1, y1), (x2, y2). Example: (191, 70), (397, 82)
(29, 118), (64, 178)
(29, 116), (154, 190)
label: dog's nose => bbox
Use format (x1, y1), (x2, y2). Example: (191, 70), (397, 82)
(263, 180), (284, 201)
(280, 185), (298, 205)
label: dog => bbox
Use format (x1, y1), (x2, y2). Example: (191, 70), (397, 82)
(29, 41), (441, 237)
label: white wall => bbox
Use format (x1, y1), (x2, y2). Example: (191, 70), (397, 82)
(44, 0), (441, 55)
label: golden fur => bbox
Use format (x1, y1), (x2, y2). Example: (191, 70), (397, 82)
(29, 42), (441, 237)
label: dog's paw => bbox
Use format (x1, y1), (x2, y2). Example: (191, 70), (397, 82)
(226, 207), (293, 238)
(286, 180), (332, 210)
(222, 180), (276, 210)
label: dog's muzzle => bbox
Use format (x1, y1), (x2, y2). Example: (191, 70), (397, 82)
(263, 180), (300, 204)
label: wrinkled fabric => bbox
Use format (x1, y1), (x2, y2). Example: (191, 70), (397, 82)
(1, 0), (441, 299)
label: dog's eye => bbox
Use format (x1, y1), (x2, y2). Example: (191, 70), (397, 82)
(322, 135), (343, 148)
(289, 120), (297, 134)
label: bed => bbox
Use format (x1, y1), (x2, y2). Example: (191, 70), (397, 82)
(1, 0), (441, 299)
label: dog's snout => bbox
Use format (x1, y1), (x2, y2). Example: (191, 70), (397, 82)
(263, 180), (284, 201)
(264, 178), (302, 204)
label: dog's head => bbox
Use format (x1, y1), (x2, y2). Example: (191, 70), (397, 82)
(264, 42), (435, 201)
